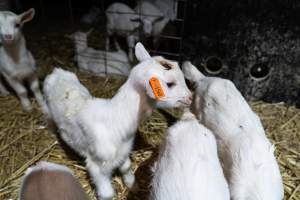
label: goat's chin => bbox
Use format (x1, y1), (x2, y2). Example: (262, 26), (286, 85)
(155, 101), (173, 109)
(155, 100), (189, 109)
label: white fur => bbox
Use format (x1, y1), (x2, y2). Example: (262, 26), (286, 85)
(67, 30), (130, 77)
(0, 8), (49, 115)
(134, 42), (151, 61)
(151, 111), (230, 200)
(43, 43), (192, 200)
(183, 61), (284, 200)
(182, 61), (205, 83)
(105, 2), (140, 62)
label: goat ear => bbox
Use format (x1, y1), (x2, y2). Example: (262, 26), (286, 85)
(182, 61), (205, 83)
(135, 42), (151, 62)
(19, 8), (35, 24)
(146, 76), (166, 100)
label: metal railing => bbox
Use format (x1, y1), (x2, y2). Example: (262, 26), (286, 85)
(37, 0), (187, 75)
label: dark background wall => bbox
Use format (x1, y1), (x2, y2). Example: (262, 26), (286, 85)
(185, 0), (300, 36)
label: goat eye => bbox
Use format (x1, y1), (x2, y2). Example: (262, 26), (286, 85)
(15, 23), (20, 28)
(204, 56), (223, 75)
(249, 63), (270, 79)
(167, 82), (176, 88)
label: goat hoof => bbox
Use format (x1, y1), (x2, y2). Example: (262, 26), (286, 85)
(22, 103), (32, 112)
(98, 187), (115, 200)
(24, 107), (32, 112)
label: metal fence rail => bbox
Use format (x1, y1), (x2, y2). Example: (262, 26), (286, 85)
(37, 0), (187, 75)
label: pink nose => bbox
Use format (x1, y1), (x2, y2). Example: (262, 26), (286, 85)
(4, 34), (13, 40)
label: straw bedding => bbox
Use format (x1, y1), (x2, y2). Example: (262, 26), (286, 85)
(0, 68), (299, 200)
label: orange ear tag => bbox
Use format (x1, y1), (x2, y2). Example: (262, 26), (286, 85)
(149, 77), (165, 100)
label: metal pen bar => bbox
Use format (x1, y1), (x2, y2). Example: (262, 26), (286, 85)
(72, 7), (185, 22)
(156, 35), (182, 40)
(63, 0), (186, 64)
(149, 50), (181, 57)
(174, 18), (184, 22)
(179, 0), (187, 63)
(82, 9), (185, 21)
(39, 0), (46, 26)
(67, 0), (74, 26)
(102, 0), (107, 75)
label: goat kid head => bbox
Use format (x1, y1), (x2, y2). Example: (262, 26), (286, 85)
(133, 42), (192, 108)
(65, 29), (94, 52)
(0, 8), (35, 44)
(66, 29), (94, 44)
(182, 61), (251, 123)
(131, 16), (164, 36)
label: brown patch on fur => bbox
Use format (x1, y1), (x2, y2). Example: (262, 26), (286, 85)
(20, 169), (89, 200)
(159, 60), (173, 70)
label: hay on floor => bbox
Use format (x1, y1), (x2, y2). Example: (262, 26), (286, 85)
(0, 72), (299, 200)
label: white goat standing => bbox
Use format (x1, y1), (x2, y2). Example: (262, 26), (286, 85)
(0, 8), (49, 115)
(43, 43), (192, 200)
(134, 0), (170, 46)
(151, 110), (230, 200)
(67, 30), (130, 77)
(20, 161), (89, 200)
(183, 61), (284, 200)
(106, 3), (141, 62)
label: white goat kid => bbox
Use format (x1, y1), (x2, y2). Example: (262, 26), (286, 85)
(134, 1), (170, 46)
(20, 161), (89, 200)
(67, 30), (130, 77)
(0, 8), (49, 115)
(183, 61), (284, 200)
(44, 43), (192, 200)
(106, 3), (141, 62)
(151, 110), (230, 200)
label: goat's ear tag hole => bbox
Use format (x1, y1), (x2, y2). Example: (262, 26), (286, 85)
(149, 77), (165, 100)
